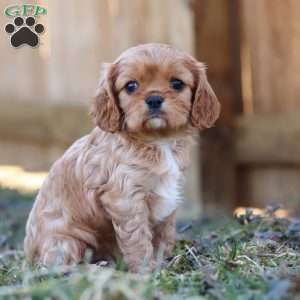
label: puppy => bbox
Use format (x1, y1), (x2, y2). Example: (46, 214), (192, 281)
(24, 43), (220, 272)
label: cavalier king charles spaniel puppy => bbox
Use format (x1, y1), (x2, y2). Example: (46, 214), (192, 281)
(24, 43), (220, 272)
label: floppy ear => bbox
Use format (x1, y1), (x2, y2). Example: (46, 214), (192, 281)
(91, 63), (122, 133)
(190, 63), (221, 129)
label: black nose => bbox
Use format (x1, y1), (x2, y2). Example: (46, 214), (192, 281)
(145, 95), (164, 110)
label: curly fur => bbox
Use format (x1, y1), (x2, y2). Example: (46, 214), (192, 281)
(24, 43), (220, 272)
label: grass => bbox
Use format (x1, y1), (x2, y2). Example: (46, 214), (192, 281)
(0, 188), (299, 299)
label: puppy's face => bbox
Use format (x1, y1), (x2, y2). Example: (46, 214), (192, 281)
(115, 53), (193, 134)
(92, 44), (220, 137)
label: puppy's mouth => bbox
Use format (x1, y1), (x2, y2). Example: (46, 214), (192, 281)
(148, 111), (163, 118)
(144, 112), (167, 129)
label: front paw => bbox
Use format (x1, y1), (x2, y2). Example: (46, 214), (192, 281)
(128, 258), (156, 273)
(165, 240), (176, 257)
(155, 240), (175, 259)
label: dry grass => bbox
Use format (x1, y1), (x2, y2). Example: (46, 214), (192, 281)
(0, 188), (299, 300)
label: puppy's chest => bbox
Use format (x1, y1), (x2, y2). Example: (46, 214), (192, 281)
(148, 144), (182, 222)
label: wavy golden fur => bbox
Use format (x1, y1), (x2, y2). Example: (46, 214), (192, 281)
(24, 43), (220, 272)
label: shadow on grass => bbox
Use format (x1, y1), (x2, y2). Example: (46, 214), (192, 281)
(0, 188), (35, 250)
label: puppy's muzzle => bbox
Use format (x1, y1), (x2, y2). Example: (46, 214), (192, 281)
(145, 95), (164, 114)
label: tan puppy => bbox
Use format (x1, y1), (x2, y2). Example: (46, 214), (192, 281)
(24, 43), (220, 272)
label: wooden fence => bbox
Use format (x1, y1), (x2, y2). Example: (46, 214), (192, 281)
(1, 0), (300, 214)
(0, 0), (201, 216)
(196, 0), (300, 213)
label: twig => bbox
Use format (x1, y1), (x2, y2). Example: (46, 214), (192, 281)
(166, 254), (182, 268)
(236, 255), (264, 274)
(185, 245), (202, 268)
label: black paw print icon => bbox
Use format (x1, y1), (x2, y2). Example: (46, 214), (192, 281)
(5, 16), (44, 48)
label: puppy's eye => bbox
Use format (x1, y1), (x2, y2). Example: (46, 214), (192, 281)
(170, 78), (185, 91)
(125, 81), (139, 94)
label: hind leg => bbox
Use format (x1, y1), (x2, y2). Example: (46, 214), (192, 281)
(39, 236), (88, 266)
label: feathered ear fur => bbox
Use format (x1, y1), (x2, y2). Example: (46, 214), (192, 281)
(190, 63), (221, 129)
(91, 63), (122, 133)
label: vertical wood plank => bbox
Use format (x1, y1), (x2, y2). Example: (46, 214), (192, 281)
(242, 0), (300, 113)
(194, 0), (243, 213)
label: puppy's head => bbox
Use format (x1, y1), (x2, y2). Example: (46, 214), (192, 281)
(92, 43), (220, 136)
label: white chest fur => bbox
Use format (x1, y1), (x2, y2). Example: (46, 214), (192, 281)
(151, 143), (182, 222)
